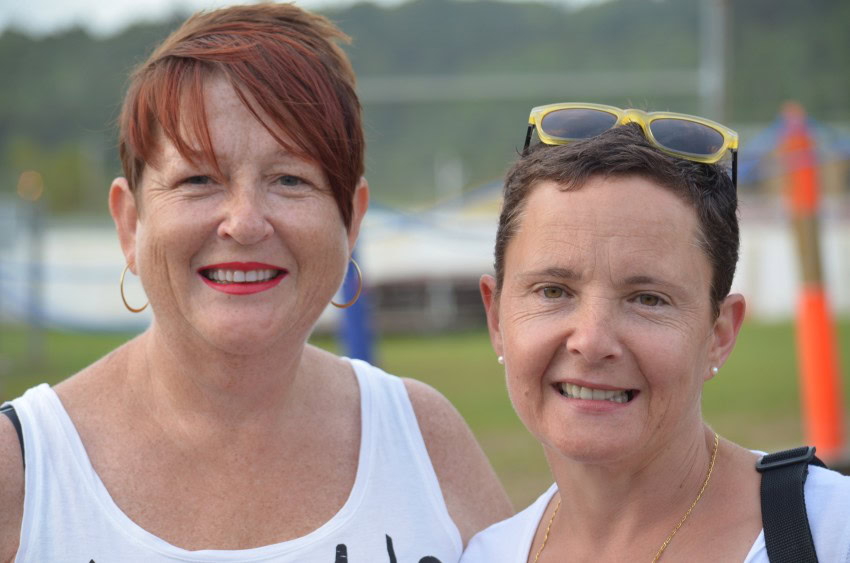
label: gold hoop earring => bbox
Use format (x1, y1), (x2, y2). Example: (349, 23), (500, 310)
(120, 263), (148, 313)
(331, 258), (363, 309)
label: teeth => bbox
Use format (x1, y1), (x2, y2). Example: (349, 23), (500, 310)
(559, 383), (631, 403)
(205, 269), (279, 284)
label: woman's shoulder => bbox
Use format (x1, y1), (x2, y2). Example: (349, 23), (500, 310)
(313, 356), (513, 545)
(742, 451), (850, 562)
(807, 461), (850, 488)
(391, 374), (512, 546)
(747, 464), (850, 562)
(460, 484), (558, 563)
(0, 409), (25, 562)
(746, 465), (850, 562)
(805, 464), (850, 527)
(804, 463), (850, 534)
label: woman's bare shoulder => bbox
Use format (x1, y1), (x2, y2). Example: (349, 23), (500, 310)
(402, 378), (514, 546)
(0, 342), (132, 561)
(0, 343), (134, 563)
(0, 413), (24, 562)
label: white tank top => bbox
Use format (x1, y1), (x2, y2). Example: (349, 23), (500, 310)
(8, 359), (463, 562)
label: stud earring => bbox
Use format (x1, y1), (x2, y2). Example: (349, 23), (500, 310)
(497, 356), (505, 365)
(711, 366), (719, 376)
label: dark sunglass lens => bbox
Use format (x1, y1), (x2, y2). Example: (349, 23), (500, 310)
(650, 119), (724, 156)
(540, 108), (618, 141)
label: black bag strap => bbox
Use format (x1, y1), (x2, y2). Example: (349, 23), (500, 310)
(1, 403), (25, 469)
(756, 446), (826, 563)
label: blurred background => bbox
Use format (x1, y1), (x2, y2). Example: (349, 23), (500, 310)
(1, 0), (848, 507)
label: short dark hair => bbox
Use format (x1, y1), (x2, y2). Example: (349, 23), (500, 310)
(118, 3), (363, 228)
(494, 124), (739, 318)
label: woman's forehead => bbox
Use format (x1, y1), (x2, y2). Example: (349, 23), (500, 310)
(146, 76), (302, 171)
(519, 177), (697, 237)
(181, 77), (283, 147)
(506, 177), (709, 279)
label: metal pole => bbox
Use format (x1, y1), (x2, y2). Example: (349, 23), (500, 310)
(781, 102), (845, 460)
(699, 0), (727, 122)
(27, 202), (44, 366)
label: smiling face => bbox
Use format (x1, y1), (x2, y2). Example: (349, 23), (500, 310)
(482, 176), (740, 465)
(110, 75), (367, 354)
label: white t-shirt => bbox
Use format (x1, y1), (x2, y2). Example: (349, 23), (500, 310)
(7, 359), (463, 562)
(462, 466), (850, 562)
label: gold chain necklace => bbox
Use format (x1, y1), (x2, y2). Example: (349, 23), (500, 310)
(532, 432), (719, 563)
(651, 432), (719, 562)
(533, 496), (561, 563)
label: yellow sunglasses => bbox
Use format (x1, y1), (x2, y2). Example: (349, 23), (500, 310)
(524, 102), (739, 186)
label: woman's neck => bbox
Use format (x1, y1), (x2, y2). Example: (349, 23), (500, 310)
(123, 320), (325, 442)
(543, 423), (717, 559)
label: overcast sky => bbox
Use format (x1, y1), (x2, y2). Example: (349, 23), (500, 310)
(0, 0), (600, 38)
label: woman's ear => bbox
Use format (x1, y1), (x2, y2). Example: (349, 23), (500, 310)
(707, 293), (746, 380)
(347, 177), (370, 251)
(109, 177), (139, 271)
(480, 274), (504, 359)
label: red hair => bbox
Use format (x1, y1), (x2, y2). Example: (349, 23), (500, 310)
(118, 4), (364, 228)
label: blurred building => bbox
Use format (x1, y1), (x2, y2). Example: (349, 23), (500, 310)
(1, 159), (848, 335)
(2, 114), (850, 334)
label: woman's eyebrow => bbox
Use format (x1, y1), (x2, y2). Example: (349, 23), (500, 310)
(518, 267), (582, 281)
(622, 274), (680, 289)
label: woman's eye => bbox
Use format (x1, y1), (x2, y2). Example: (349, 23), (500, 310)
(277, 175), (304, 187)
(183, 175), (212, 185)
(541, 286), (564, 299)
(637, 294), (664, 306)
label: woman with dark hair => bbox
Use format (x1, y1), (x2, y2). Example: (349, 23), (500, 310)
(461, 104), (850, 562)
(0, 5), (510, 561)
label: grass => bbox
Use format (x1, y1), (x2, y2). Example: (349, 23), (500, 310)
(2, 320), (849, 508)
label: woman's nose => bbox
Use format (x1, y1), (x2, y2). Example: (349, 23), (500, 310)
(565, 298), (623, 364)
(217, 189), (273, 245)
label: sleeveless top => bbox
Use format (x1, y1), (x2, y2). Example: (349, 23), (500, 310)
(461, 467), (850, 562)
(6, 359), (463, 562)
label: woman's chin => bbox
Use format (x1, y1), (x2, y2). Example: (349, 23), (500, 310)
(543, 433), (640, 467)
(173, 317), (295, 357)
(208, 332), (279, 356)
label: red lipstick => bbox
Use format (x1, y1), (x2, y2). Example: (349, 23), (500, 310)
(198, 262), (287, 295)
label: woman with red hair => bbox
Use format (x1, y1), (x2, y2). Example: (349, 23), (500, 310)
(0, 5), (511, 561)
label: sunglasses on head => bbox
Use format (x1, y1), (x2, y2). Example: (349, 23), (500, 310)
(524, 102), (739, 187)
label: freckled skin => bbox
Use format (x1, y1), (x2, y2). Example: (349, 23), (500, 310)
(123, 75), (354, 356)
(481, 176), (758, 562)
(485, 177), (719, 466)
(86, 74), (511, 551)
